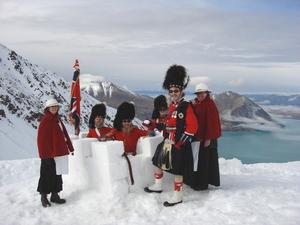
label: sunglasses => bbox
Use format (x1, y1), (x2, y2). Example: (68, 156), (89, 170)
(169, 89), (180, 94)
(122, 119), (132, 123)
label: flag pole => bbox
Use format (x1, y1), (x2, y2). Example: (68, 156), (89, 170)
(69, 59), (81, 135)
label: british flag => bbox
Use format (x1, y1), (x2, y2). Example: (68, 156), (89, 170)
(70, 59), (81, 135)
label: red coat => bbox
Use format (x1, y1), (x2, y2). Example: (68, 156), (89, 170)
(193, 96), (221, 141)
(87, 127), (113, 138)
(37, 112), (74, 159)
(165, 100), (198, 142)
(109, 127), (148, 154)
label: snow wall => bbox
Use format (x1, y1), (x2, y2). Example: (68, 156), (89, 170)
(68, 135), (169, 197)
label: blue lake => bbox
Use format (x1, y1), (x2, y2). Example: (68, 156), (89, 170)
(219, 118), (300, 164)
(136, 91), (300, 164)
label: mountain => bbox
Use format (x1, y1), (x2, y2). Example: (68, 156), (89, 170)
(214, 91), (282, 131)
(0, 44), (141, 159)
(246, 94), (300, 107)
(81, 74), (153, 120)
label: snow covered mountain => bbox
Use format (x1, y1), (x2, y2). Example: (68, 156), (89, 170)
(0, 44), (139, 160)
(214, 91), (282, 131)
(246, 94), (300, 107)
(81, 74), (153, 119)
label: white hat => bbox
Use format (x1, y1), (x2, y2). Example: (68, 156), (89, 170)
(194, 83), (210, 94)
(44, 99), (60, 109)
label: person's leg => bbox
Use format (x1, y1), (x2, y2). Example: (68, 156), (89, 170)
(163, 175), (183, 207)
(37, 159), (56, 207)
(144, 167), (163, 193)
(50, 161), (66, 204)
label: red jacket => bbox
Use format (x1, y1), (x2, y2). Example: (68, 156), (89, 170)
(193, 96), (221, 141)
(109, 127), (148, 154)
(37, 112), (74, 159)
(165, 100), (198, 142)
(87, 127), (113, 138)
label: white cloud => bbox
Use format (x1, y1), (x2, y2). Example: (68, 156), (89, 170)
(0, 0), (299, 93)
(228, 78), (244, 87)
(190, 76), (211, 85)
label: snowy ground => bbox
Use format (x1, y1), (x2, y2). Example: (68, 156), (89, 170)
(0, 158), (300, 225)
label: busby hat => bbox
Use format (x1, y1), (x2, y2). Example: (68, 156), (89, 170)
(113, 101), (135, 131)
(88, 103), (107, 128)
(162, 64), (189, 90)
(152, 95), (168, 119)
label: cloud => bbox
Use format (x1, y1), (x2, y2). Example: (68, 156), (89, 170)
(228, 78), (244, 87)
(190, 76), (211, 85)
(1, 0), (299, 93)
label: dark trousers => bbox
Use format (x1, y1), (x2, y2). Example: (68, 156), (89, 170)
(191, 140), (220, 190)
(37, 158), (63, 194)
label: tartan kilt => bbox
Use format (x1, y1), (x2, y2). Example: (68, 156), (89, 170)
(152, 140), (194, 180)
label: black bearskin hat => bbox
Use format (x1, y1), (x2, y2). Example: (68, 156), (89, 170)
(162, 64), (189, 90)
(152, 95), (168, 119)
(113, 101), (135, 131)
(88, 103), (106, 128)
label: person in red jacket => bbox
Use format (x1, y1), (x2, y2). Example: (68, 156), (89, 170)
(191, 83), (221, 190)
(144, 65), (198, 207)
(37, 98), (74, 207)
(87, 103), (113, 141)
(143, 95), (168, 133)
(109, 102), (148, 155)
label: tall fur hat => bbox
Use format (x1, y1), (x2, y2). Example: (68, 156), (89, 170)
(113, 101), (135, 131)
(162, 64), (189, 90)
(152, 95), (168, 119)
(88, 103), (106, 128)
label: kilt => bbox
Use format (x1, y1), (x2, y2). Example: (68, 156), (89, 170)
(152, 140), (194, 183)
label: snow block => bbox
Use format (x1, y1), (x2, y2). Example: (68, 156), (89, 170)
(69, 135), (164, 196)
(91, 141), (124, 163)
(136, 135), (164, 156)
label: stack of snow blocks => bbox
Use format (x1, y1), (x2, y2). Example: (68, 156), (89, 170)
(69, 133), (163, 196)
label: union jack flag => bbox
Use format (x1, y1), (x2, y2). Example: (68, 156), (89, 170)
(70, 59), (81, 135)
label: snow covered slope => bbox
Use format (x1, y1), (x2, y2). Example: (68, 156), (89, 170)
(0, 158), (299, 225)
(81, 74), (153, 119)
(0, 44), (142, 160)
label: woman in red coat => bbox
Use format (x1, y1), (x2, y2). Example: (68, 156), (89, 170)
(109, 102), (148, 155)
(37, 98), (74, 207)
(87, 103), (113, 140)
(192, 83), (221, 190)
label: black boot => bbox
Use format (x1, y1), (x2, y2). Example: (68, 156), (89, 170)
(41, 194), (51, 207)
(50, 192), (66, 204)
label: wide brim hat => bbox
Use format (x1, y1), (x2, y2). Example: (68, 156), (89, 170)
(44, 98), (60, 110)
(194, 83), (210, 94)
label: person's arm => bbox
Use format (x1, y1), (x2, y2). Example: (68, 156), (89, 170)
(175, 104), (198, 150)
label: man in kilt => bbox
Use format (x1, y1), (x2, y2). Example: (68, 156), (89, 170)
(144, 65), (198, 207)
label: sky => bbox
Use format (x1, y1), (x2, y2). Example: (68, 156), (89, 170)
(1, 0), (300, 93)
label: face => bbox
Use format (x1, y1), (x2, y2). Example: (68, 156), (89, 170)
(196, 92), (207, 102)
(94, 116), (104, 128)
(168, 87), (182, 102)
(49, 106), (59, 115)
(122, 119), (132, 129)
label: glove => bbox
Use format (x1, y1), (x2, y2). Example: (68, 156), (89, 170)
(142, 120), (151, 127)
(174, 133), (193, 150)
